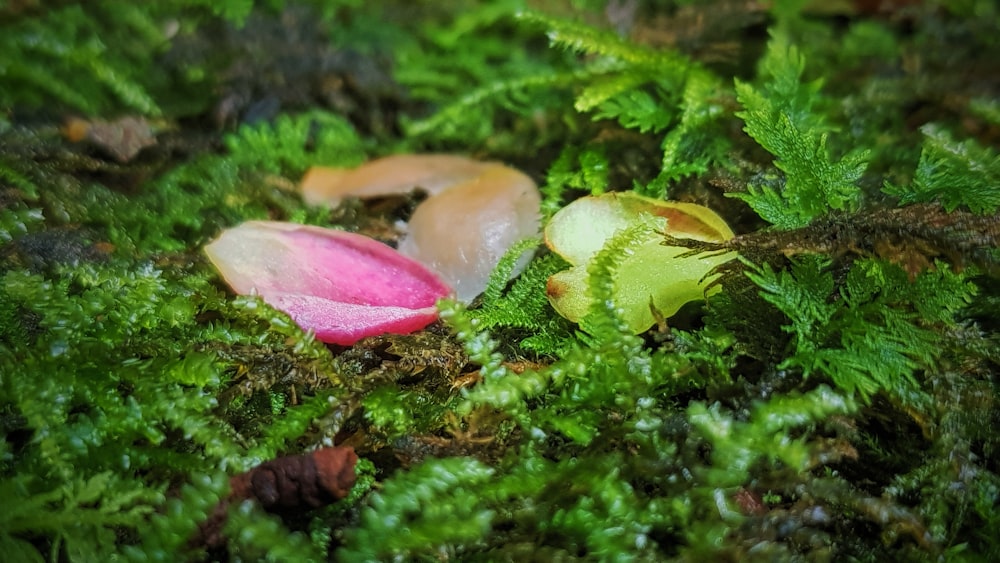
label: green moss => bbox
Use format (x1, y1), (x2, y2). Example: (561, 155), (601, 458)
(340, 457), (495, 560)
(542, 145), (611, 217)
(885, 124), (1000, 214)
(222, 500), (324, 561)
(469, 239), (574, 355)
(1, 1), (999, 560)
(733, 31), (869, 227)
(0, 2), (262, 115)
(745, 256), (975, 402)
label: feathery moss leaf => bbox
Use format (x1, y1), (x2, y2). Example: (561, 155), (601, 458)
(224, 500), (325, 561)
(884, 123), (1000, 214)
(643, 70), (731, 197)
(733, 31), (868, 227)
(540, 145), (611, 218)
(223, 111), (366, 177)
(0, 1), (258, 115)
(339, 457), (495, 561)
(517, 10), (686, 69)
(688, 385), (857, 488)
(746, 256), (974, 401)
(470, 244), (573, 356)
(479, 238), (541, 306)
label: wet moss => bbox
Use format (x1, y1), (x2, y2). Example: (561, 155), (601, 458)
(1, 1), (998, 560)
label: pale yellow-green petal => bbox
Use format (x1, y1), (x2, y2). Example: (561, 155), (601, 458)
(544, 193), (635, 264)
(545, 192), (737, 333)
(547, 234), (735, 333)
(545, 265), (591, 324)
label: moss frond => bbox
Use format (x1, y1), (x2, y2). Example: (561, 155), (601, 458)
(224, 110), (366, 177)
(1, 263), (245, 476)
(733, 31), (868, 227)
(540, 145), (610, 218)
(516, 10), (684, 70)
(0, 2), (252, 115)
(404, 68), (590, 142)
(688, 385), (857, 487)
(0, 471), (165, 562)
(478, 237), (541, 306)
(745, 256), (975, 402)
(884, 123), (1000, 214)
(339, 457), (495, 561)
(223, 501), (324, 561)
(470, 243), (573, 355)
(243, 390), (341, 466)
(0, 206), (43, 245)
(123, 472), (230, 561)
(521, 10), (732, 198)
(579, 217), (656, 340)
(650, 70), (731, 195)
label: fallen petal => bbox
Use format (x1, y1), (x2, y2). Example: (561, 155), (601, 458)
(204, 221), (451, 345)
(260, 292), (439, 346)
(300, 154), (492, 206)
(397, 163), (540, 302)
(544, 192), (734, 265)
(544, 193), (736, 333)
(301, 155), (541, 303)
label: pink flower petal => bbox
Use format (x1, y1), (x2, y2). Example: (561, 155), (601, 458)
(260, 292), (440, 346)
(204, 221), (452, 345)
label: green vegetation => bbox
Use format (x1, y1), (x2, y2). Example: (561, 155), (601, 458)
(2, 0), (999, 561)
(734, 31), (869, 227)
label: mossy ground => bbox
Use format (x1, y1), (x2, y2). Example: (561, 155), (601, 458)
(1, 1), (999, 561)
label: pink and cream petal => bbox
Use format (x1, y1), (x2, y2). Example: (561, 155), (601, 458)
(204, 221), (451, 344)
(260, 292), (441, 346)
